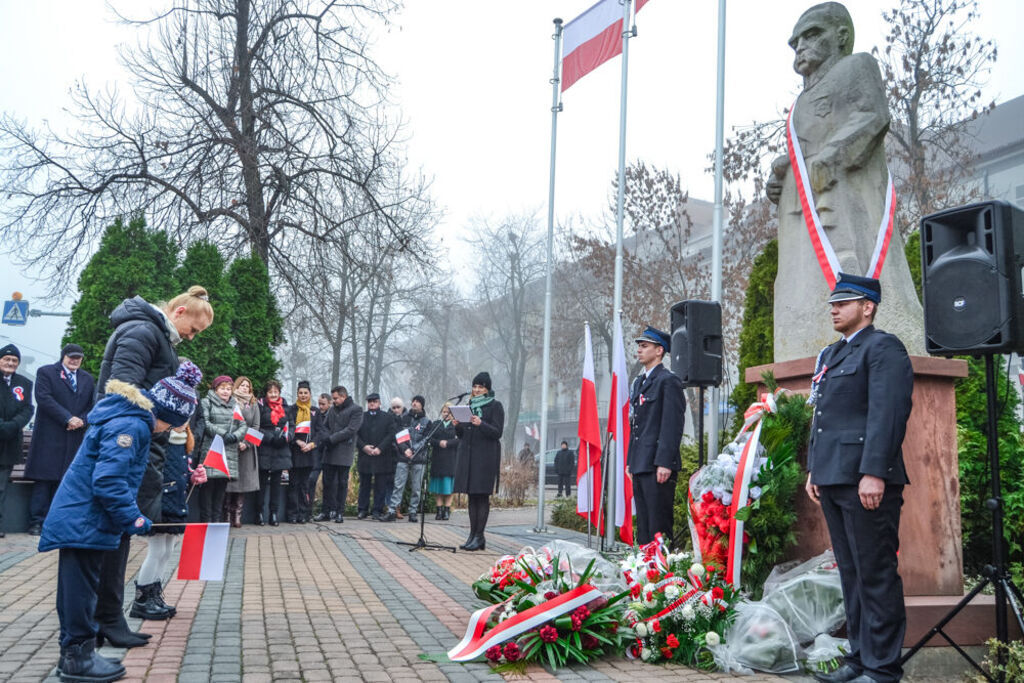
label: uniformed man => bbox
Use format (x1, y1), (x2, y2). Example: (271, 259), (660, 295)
(627, 327), (685, 546)
(806, 272), (913, 683)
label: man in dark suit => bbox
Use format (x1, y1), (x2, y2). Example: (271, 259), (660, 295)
(0, 344), (34, 538)
(24, 344), (95, 535)
(627, 327), (685, 546)
(806, 273), (913, 683)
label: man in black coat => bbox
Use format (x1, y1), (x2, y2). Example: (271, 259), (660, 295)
(806, 273), (913, 683)
(356, 393), (396, 521)
(316, 385), (362, 523)
(0, 344), (34, 538)
(627, 327), (685, 546)
(24, 344), (95, 535)
(554, 441), (575, 497)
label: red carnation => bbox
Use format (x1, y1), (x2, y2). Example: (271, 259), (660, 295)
(544, 590), (558, 600)
(502, 641), (522, 662)
(485, 645), (503, 662)
(646, 568), (661, 582)
(660, 646), (674, 659)
(630, 583), (642, 598)
(666, 633), (680, 648)
(702, 491), (715, 503)
(651, 619), (662, 633)
(743, 531), (751, 544)
(581, 633), (600, 650)
(712, 586), (724, 600)
(539, 625), (559, 643)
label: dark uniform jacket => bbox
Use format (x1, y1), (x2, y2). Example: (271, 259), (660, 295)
(0, 372), (34, 467)
(627, 364), (685, 474)
(25, 362), (94, 480)
(356, 409), (397, 475)
(323, 397), (363, 467)
(428, 421), (459, 479)
(808, 326), (913, 486)
(453, 399), (505, 495)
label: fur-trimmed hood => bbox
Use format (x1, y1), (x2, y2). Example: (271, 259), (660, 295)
(88, 379), (156, 429)
(104, 379), (153, 411)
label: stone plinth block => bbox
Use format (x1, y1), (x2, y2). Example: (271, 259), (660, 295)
(745, 355), (968, 596)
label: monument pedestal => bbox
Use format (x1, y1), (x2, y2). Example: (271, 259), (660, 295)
(744, 355), (1003, 644)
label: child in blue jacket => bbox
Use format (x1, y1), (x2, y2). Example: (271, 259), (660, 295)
(40, 362), (201, 683)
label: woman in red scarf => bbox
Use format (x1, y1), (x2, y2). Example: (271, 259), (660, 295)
(257, 380), (292, 526)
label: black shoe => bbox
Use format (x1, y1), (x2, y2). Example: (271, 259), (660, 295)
(372, 512), (385, 522)
(257, 512), (266, 526)
(312, 512), (330, 522)
(27, 523), (42, 536)
(357, 511), (368, 520)
(335, 514), (344, 523)
(151, 581), (176, 618)
(459, 535), (474, 550)
(96, 620), (148, 649)
(129, 582), (173, 621)
(463, 534), (485, 551)
(408, 513), (417, 523)
(814, 664), (863, 683)
(269, 512), (279, 526)
(442, 506), (451, 520)
(384, 512), (396, 522)
(61, 640), (125, 682)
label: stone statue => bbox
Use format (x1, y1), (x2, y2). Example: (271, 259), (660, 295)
(766, 2), (924, 361)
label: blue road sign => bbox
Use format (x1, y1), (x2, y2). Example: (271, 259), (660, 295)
(2, 300), (29, 326)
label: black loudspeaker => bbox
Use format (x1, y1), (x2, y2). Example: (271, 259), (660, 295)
(921, 200), (1024, 355)
(670, 300), (722, 386)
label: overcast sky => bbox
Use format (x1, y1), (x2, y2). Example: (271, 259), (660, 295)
(0, 0), (1021, 374)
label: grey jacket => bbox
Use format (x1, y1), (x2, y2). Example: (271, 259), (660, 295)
(198, 392), (248, 480)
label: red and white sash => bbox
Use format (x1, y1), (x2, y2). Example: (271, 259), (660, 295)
(786, 99), (897, 289)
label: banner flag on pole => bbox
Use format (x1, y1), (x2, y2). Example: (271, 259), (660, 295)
(577, 323), (604, 531)
(232, 404), (244, 422)
(561, 0), (650, 92)
(203, 434), (231, 477)
(608, 312), (634, 545)
(177, 523), (230, 581)
(244, 428), (263, 446)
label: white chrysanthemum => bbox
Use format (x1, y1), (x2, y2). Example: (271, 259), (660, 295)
(697, 601), (714, 618)
(690, 563), (706, 578)
(664, 584), (680, 600)
(749, 485), (763, 500)
(705, 631), (721, 646)
(641, 647), (654, 662)
(680, 604), (696, 621)
(634, 622), (648, 638)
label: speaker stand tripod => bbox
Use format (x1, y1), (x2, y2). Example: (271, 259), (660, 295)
(900, 354), (1024, 682)
(395, 408), (457, 554)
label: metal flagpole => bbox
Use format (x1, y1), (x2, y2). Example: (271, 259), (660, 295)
(535, 17), (564, 533)
(708, 0), (727, 460)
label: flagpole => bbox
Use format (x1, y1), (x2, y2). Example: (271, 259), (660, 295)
(708, 0), (727, 461)
(535, 17), (563, 534)
(608, 0), (634, 548)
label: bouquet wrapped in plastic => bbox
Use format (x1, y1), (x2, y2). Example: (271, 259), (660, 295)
(762, 550), (845, 645)
(709, 600), (801, 674)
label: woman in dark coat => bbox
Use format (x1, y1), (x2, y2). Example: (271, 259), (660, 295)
(428, 404), (459, 521)
(286, 381), (318, 524)
(452, 372), (505, 551)
(94, 285), (213, 648)
(258, 380), (292, 526)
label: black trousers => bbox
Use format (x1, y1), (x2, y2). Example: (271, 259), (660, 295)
(819, 484), (905, 682)
(357, 471), (389, 515)
(631, 470), (677, 546)
(557, 474), (572, 497)
(29, 480), (61, 526)
(286, 466), (313, 520)
(94, 534), (130, 626)
(58, 547), (105, 648)
(197, 478), (228, 523)
(322, 464), (350, 516)
(467, 493), (491, 538)
(259, 469), (283, 516)
(0, 465), (11, 528)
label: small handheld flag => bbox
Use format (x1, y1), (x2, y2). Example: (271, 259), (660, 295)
(396, 428), (411, 445)
(232, 403), (244, 422)
(295, 420), (311, 435)
(203, 434), (231, 477)
(244, 428), (263, 446)
(177, 523), (230, 581)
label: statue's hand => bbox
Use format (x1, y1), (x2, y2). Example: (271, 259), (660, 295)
(766, 155), (789, 205)
(809, 153), (838, 194)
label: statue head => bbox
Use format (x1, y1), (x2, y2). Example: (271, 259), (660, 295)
(789, 2), (854, 78)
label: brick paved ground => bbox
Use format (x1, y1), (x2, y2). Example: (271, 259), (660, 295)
(0, 507), (950, 682)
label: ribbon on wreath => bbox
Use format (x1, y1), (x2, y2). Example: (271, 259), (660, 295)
(447, 584), (603, 662)
(725, 389), (784, 589)
(786, 98), (897, 290)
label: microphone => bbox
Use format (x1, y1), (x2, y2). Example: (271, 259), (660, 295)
(446, 391), (470, 403)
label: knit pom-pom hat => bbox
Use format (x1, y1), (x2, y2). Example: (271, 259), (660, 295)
(145, 361), (202, 426)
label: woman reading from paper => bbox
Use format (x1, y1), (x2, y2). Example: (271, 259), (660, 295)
(451, 372), (504, 551)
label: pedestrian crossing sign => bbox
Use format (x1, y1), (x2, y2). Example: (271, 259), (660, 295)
(2, 300), (28, 326)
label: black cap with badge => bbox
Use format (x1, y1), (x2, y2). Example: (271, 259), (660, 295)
(634, 326), (671, 352)
(828, 272), (882, 304)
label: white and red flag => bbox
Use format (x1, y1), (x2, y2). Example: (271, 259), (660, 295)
(203, 434), (231, 478)
(561, 0), (651, 92)
(396, 428), (411, 445)
(608, 312), (635, 545)
(295, 420), (311, 435)
(244, 428), (263, 446)
(576, 323), (604, 532)
(177, 523), (230, 581)
(232, 403), (244, 422)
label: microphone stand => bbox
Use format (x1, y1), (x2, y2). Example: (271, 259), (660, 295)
(396, 399), (462, 553)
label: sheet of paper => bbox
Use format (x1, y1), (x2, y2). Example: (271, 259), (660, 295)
(449, 405), (473, 422)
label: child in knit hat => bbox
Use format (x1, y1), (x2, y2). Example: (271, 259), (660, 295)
(39, 361), (201, 683)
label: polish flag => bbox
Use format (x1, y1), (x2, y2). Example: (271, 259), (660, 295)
(295, 420), (311, 435)
(396, 428), (411, 445)
(608, 313), (634, 545)
(244, 428), (263, 446)
(177, 523), (230, 581)
(577, 323), (604, 532)
(561, 0), (651, 92)
(232, 403), (245, 422)
(203, 434), (231, 477)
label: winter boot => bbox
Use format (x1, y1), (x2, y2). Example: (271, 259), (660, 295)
(60, 640), (125, 683)
(435, 507), (443, 520)
(129, 582), (173, 621)
(152, 582), (177, 618)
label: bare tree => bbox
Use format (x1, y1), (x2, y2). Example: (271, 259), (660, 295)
(0, 0), (415, 292)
